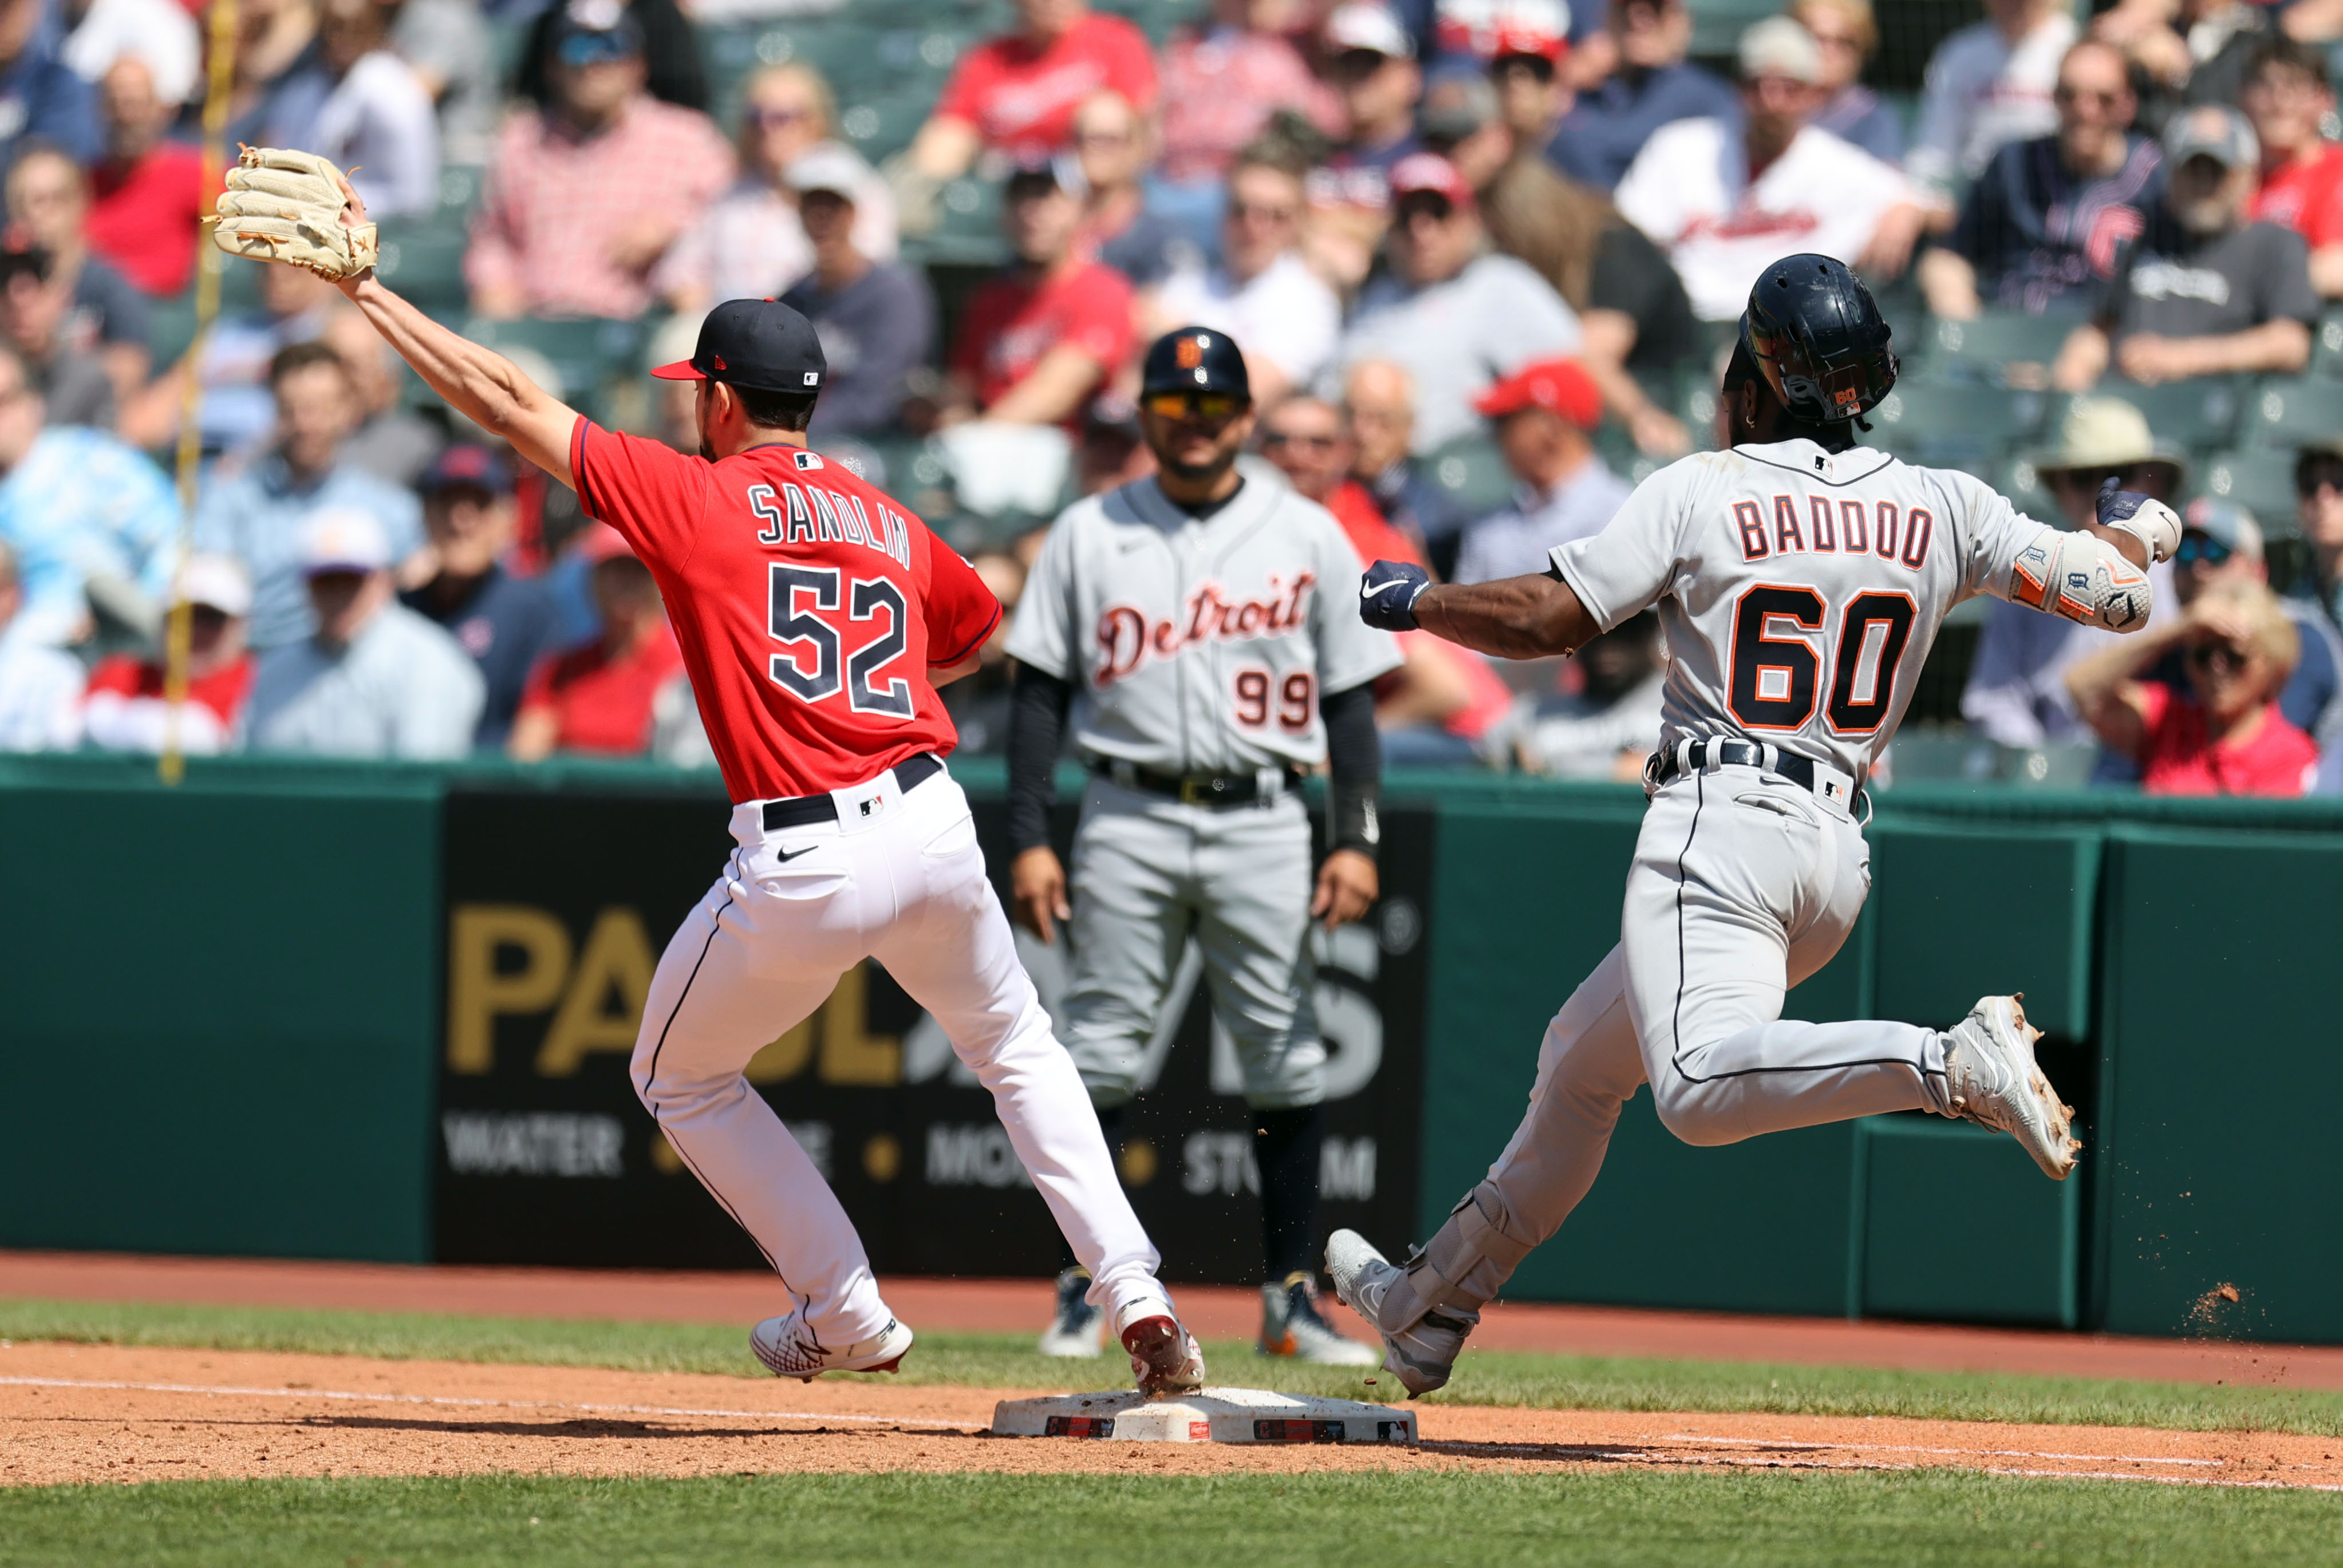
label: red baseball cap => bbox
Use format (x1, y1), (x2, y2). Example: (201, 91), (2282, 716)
(574, 522), (637, 565)
(1473, 357), (1602, 428)
(1387, 152), (1476, 214)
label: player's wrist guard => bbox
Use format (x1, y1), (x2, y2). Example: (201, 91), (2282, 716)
(2094, 477), (2182, 564)
(1359, 561), (1432, 632)
(1329, 779), (1381, 860)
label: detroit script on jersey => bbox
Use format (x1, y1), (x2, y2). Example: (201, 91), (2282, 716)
(570, 420), (1000, 800)
(1004, 475), (1401, 774)
(1551, 438), (2052, 782)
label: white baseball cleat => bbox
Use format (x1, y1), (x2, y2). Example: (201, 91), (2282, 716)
(750, 1310), (914, 1382)
(1325, 1229), (1476, 1397)
(1259, 1271), (1378, 1365)
(1942, 993), (2082, 1180)
(1037, 1267), (1105, 1358)
(1113, 1296), (1206, 1399)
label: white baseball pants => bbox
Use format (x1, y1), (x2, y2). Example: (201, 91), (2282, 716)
(1415, 765), (1954, 1310)
(630, 761), (1165, 1346)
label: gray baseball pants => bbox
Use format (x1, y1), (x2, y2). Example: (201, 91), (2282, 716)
(1059, 776), (1326, 1110)
(1401, 764), (1954, 1313)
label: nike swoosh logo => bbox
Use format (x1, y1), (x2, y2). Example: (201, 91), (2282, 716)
(775, 844), (818, 863)
(1361, 577), (1411, 597)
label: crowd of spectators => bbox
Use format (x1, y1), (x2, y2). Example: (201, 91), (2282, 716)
(7, 0), (2343, 800)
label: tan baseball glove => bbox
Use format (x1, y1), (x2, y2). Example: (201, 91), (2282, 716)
(212, 147), (379, 280)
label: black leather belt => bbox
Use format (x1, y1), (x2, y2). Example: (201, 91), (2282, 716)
(1648, 739), (1847, 801)
(761, 752), (942, 830)
(1092, 759), (1301, 807)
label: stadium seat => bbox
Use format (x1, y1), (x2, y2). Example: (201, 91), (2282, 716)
(460, 317), (645, 423)
(146, 293), (196, 369)
(1865, 379), (2049, 474)
(2239, 377), (2343, 451)
(2067, 377), (2245, 452)
(2313, 312), (2343, 378)
(1920, 311), (2079, 384)
(1423, 432), (1515, 522)
(2193, 449), (2302, 534)
(374, 221), (470, 312)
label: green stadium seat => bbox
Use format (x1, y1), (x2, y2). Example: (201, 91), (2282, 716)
(2239, 377), (2343, 451)
(1423, 432), (1514, 522)
(1687, 0), (1776, 58)
(2192, 448), (2302, 533)
(1919, 310), (2080, 383)
(1999, 457), (2054, 520)
(147, 293), (196, 368)
(459, 317), (645, 421)
(2313, 311), (2343, 378)
(2068, 377), (2245, 452)
(1864, 379), (2049, 474)
(837, 92), (935, 163)
(373, 220), (469, 311)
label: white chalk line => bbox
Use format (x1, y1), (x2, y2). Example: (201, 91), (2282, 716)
(0, 1375), (967, 1429)
(1658, 1431), (2223, 1467)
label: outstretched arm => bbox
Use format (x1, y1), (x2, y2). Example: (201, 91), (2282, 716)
(338, 272), (583, 490)
(1363, 561), (1603, 660)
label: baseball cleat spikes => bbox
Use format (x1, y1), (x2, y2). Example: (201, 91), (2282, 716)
(750, 1311), (916, 1382)
(1117, 1310), (1206, 1399)
(1942, 994), (2081, 1180)
(1325, 1229), (1476, 1398)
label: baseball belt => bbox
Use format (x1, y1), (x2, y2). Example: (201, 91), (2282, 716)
(1092, 758), (1305, 808)
(1645, 738), (1864, 817)
(761, 752), (944, 830)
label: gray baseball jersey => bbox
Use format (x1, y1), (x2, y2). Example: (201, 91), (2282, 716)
(1549, 438), (2055, 782)
(1007, 473), (1403, 773)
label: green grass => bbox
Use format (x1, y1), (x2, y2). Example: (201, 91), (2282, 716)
(7, 1295), (2342, 1437)
(3, 1471), (2340, 1568)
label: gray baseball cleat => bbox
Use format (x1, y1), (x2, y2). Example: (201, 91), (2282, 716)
(1259, 1271), (1378, 1365)
(1325, 1229), (1477, 1396)
(1942, 993), (2081, 1180)
(1037, 1267), (1104, 1358)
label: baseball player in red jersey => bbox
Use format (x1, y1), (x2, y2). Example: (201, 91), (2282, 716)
(244, 161), (1204, 1396)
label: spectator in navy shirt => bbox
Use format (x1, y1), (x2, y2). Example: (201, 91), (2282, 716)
(1545, 0), (1735, 191)
(1305, 2), (1425, 288)
(1923, 40), (2164, 321)
(399, 444), (561, 750)
(0, 0), (99, 168)
(776, 147), (935, 438)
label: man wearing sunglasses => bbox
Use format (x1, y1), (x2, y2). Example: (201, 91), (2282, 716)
(1005, 326), (1402, 1366)
(1921, 39), (2163, 321)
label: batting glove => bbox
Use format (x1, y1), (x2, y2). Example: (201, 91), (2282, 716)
(1359, 560), (1432, 631)
(2095, 476), (2182, 564)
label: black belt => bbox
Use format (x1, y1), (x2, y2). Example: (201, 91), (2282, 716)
(1648, 739), (1844, 800)
(1092, 759), (1300, 807)
(760, 752), (942, 830)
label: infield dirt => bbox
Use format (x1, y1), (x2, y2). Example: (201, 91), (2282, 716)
(6, 1342), (2340, 1493)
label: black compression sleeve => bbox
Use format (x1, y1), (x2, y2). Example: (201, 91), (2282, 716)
(1319, 680), (1382, 860)
(1007, 663), (1074, 854)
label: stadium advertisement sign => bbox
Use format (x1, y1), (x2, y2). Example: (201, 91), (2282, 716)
(433, 782), (1431, 1282)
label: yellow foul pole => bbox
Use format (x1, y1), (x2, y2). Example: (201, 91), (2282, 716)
(159, 0), (240, 786)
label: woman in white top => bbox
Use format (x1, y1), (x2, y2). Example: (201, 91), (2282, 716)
(656, 62), (898, 313)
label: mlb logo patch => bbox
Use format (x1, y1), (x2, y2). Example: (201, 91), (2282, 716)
(803, 371), (819, 386)
(794, 451), (823, 469)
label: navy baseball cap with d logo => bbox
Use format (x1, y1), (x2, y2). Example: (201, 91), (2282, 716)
(650, 298), (826, 394)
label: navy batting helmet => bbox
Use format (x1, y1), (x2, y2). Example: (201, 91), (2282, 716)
(1139, 326), (1251, 403)
(1738, 254), (1897, 425)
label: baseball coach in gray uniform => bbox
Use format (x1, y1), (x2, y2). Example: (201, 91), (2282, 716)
(1004, 326), (1402, 1365)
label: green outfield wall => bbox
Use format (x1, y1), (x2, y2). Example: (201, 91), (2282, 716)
(1, 754), (2336, 1341)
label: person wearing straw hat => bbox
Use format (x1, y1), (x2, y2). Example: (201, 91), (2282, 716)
(1961, 394), (2183, 748)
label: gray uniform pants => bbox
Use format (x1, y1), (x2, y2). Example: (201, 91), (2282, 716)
(1411, 764), (1953, 1312)
(1060, 776), (1326, 1111)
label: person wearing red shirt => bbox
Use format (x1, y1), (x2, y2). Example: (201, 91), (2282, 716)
(1256, 393), (1512, 764)
(80, 554), (255, 754)
(945, 158), (1134, 427)
(508, 524), (684, 759)
(2241, 37), (2343, 297)
(85, 56), (208, 297)
(2069, 575), (2318, 796)
(306, 188), (1204, 1398)
(905, 0), (1157, 181)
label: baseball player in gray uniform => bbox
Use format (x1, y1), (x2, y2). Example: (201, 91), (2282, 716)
(1005, 327), (1402, 1365)
(1331, 255), (2181, 1395)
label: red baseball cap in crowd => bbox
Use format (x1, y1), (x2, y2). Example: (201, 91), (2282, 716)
(1387, 152), (1476, 214)
(1474, 358), (1602, 428)
(1435, 0), (1570, 65)
(574, 522), (637, 565)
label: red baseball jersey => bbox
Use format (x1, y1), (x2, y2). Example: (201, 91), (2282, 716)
(569, 419), (1001, 800)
